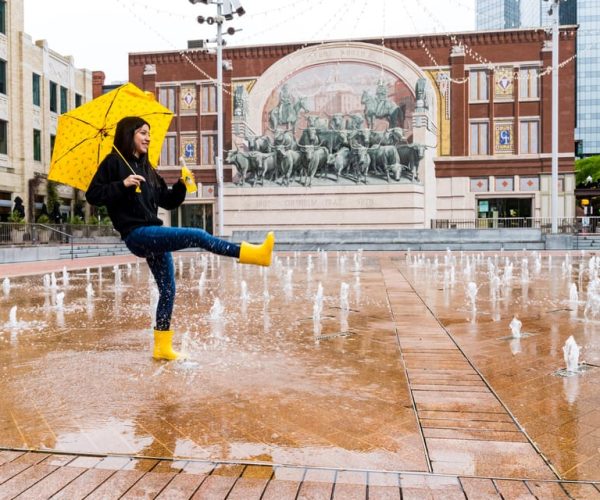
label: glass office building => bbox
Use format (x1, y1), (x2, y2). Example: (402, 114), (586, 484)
(476, 0), (598, 157)
(476, 0), (521, 29)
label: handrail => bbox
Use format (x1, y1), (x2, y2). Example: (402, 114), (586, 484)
(36, 224), (74, 259)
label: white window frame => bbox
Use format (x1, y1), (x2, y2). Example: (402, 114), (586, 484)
(201, 132), (217, 166)
(160, 135), (177, 166)
(519, 67), (539, 100)
(519, 119), (539, 154)
(469, 70), (488, 102)
(158, 87), (177, 114)
(201, 84), (217, 114)
(470, 120), (489, 156)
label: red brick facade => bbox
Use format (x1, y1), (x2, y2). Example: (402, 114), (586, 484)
(122, 27), (577, 226)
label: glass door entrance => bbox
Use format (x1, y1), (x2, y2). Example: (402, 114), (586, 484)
(171, 203), (214, 234)
(477, 198), (532, 227)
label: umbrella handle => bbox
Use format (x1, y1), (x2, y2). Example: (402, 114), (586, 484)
(113, 146), (142, 194)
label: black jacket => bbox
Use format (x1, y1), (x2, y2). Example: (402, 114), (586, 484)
(86, 153), (186, 239)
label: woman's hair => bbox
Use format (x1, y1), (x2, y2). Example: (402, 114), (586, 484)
(112, 116), (161, 188)
(112, 116), (151, 161)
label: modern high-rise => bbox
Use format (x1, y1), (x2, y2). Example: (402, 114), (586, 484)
(476, 0), (598, 157)
(476, 0), (521, 29)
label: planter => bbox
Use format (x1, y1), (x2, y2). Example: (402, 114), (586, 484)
(11, 228), (25, 243)
(37, 230), (50, 243)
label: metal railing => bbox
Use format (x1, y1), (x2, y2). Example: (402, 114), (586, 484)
(0, 223), (119, 259)
(431, 217), (600, 234)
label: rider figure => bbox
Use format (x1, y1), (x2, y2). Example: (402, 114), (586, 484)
(375, 82), (388, 117)
(277, 84), (294, 124)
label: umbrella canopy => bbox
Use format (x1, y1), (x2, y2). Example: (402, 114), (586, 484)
(48, 82), (173, 192)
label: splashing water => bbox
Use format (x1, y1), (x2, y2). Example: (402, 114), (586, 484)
(62, 267), (69, 286)
(86, 283), (95, 298)
(340, 282), (349, 312)
(8, 305), (17, 327)
(51, 273), (57, 289)
(43, 274), (50, 290)
(569, 283), (579, 303)
(209, 298), (224, 321)
(56, 292), (65, 309)
(86, 268), (91, 282)
(313, 282), (324, 322)
(198, 271), (206, 295)
(509, 316), (522, 338)
(114, 265), (122, 289)
(563, 336), (580, 373)
(2, 277), (10, 295)
(240, 280), (249, 302)
(466, 282), (477, 310)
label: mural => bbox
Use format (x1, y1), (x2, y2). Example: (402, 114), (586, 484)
(228, 62), (429, 187)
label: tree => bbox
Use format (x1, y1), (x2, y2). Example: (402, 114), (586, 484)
(575, 155), (600, 186)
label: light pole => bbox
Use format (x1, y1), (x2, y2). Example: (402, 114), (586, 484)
(189, 0), (244, 236)
(545, 0), (561, 234)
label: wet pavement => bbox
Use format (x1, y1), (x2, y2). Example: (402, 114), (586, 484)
(0, 250), (599, 498)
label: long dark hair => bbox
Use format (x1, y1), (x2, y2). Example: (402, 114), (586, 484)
(112, 116), (159, 187)
(113, 116), (150, 162)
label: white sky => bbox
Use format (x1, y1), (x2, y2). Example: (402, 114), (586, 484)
(24, 0), (476, 83)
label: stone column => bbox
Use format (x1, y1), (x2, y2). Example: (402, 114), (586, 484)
(412, 105), (437, 227)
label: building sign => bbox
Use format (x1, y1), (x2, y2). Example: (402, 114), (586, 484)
(494, 67), (514, 99)
(180, 85), (196, 113)
(180, 136), (196, 164)
(494, 122), (514, 153)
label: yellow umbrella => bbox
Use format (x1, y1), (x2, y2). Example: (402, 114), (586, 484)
(48, 82), (173, 192)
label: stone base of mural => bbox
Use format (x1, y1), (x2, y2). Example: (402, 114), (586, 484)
(223, 183), (426, 234)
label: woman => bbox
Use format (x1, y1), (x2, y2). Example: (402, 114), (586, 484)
(86, 116), (274, 361)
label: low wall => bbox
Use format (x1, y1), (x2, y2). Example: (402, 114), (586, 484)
(232, 228), (574, 251)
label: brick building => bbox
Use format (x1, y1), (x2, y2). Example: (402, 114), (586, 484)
(127, 27), (577, 235)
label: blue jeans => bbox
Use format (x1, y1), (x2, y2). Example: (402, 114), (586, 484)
(125, 225), (240, 330)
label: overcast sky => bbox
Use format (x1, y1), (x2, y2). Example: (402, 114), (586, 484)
(24, 0), (476, 83)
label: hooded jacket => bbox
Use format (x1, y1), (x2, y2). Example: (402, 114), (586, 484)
(86, 153), (186, 239)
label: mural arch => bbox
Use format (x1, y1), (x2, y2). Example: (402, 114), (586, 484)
(246, 41), (437, 135)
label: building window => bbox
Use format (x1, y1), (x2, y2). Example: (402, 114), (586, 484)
(160, 136), (177, 166)
(519, 67), (539, 99)
(470, 122), (489, 155)
(158, 87), (176, 113)
(32, 73), (41, 106)
(201, 134), (216, 165)
(520, 120), (539, 154)
(0, 120), (6, 155)
(49, 82), (58, 113)
(60, 86), (68, 114)
(0, 1), (5, 35)
(0, 59), (6, 95)
(469, 70), (488, 101)
(50, 134), (56, 156)
(33, 129), (42, 161)
(201, 84), (217, 113)
(75, 93), (82, 108)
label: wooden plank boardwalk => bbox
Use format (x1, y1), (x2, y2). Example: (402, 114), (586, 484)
(1, 449), (599, 499)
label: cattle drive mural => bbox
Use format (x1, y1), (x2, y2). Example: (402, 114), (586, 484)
(227, 62), (428, 187)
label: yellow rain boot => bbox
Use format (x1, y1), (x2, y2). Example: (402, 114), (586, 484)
(153, 330), (180, 360)
(239, 231), (275, 267)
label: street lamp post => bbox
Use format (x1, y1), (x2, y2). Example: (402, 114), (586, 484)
(189, 0), (244, 236)
(546, 0), (561, 234)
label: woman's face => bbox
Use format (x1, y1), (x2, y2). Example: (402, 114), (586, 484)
(133, 124), (150, 157)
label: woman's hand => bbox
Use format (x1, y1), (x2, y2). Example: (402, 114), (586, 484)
(123, 174), (145, 189)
